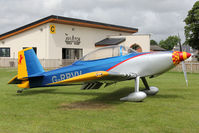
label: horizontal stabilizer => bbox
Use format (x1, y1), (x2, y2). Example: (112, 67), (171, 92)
(8, 75), (30, 88)
(8, 73), (44, 84)
(8, 75), (22, 84)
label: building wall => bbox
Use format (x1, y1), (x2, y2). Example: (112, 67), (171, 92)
(47, 23), (131, 59)
(0, 23), (132, 59)
(0, 24), (49, 59)
(0, 23), (150, 62)
(110, 34), (150, 52)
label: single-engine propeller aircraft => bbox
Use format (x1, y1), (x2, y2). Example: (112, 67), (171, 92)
(8, 45), (191, 102)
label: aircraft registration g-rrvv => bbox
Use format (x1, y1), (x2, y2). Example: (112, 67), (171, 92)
(8, 45), (191, 102)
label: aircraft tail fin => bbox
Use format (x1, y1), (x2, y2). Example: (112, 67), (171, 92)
(8, 48), (44, 88)
(17, 47), (45, 80)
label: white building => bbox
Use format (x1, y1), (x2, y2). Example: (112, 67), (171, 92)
(0, 15), (150, 68)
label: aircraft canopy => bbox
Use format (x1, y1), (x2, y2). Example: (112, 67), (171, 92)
(80, 45), (136, 61)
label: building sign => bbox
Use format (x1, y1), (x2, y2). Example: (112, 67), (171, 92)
(65, 33), (81, 45)
(50, 24), (56, 34)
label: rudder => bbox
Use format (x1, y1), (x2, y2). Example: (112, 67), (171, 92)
(18, 47), (45, 80)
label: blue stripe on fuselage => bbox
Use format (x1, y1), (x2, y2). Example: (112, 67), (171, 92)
(28, 52), (149, 88)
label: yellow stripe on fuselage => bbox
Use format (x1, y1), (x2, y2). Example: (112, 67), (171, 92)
(48, 71), (109, 85)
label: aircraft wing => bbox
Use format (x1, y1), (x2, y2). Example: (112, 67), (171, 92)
(48, 71), (136, 87)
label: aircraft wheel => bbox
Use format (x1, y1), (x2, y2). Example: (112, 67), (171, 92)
(143, 86), (159, 95)
(120, 92), (147, 102)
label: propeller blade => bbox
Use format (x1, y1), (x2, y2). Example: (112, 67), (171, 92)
(178, 33), (182, 52)
(178, 34), (188, 86)
(179, 40), (182, 52)
(182, 61), (188, 86)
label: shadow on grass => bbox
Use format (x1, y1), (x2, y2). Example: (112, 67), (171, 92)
(15, 89), (57, 96)
(58, 87), (133, 110)
(16, 87), (134, 104)
(86, 87), (133, 104)
(15, 87), (184, 106)
(16, 88), (107, 96)
(152, 94), (184, 99)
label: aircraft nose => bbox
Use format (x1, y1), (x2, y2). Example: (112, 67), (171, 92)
(179, 52), (191, 61)
(172, 51), (191, 65)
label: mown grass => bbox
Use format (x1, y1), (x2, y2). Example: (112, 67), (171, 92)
(0, 68), (199, 133)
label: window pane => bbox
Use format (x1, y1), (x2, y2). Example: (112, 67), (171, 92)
(62, 48), (83, 59)
(0, 48), (10, 57)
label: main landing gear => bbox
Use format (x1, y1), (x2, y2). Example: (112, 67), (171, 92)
(120, 77), (159, 102)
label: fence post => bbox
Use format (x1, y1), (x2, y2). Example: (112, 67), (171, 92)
(191, 62), (193, 73)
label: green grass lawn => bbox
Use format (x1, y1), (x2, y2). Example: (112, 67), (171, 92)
(0, 68), (199, 133)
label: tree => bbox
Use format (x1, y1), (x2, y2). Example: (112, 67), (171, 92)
(150, 40), (158, 45)
(184, 1), (199, 50)
(159, 36), (180, 50)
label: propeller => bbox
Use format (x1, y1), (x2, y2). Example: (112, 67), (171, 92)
(178, 34), (188, 86)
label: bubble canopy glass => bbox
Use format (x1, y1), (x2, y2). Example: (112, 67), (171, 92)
(80, 45), (137, 61)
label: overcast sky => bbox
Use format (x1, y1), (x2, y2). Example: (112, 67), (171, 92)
(0, 0), (196, 42)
